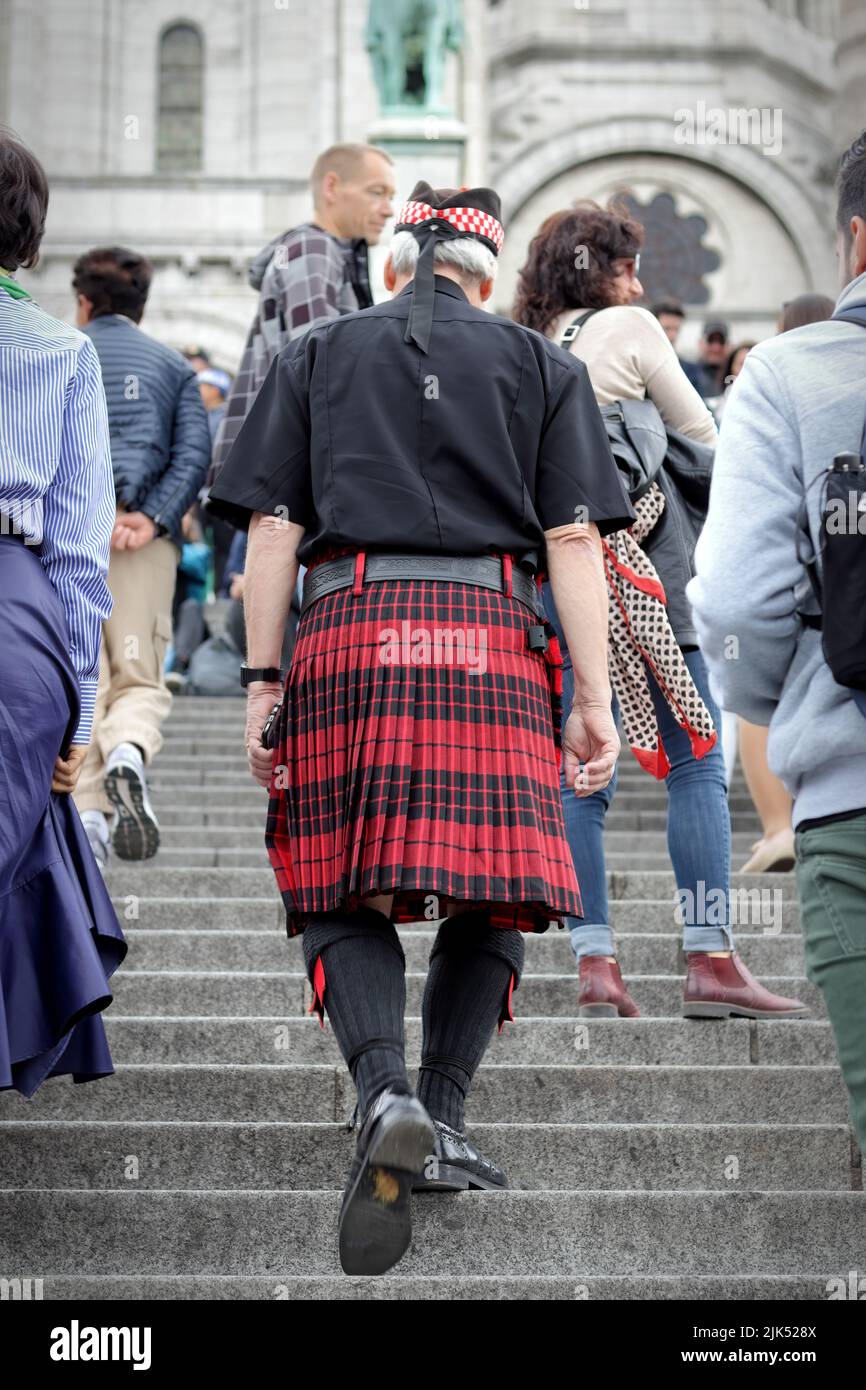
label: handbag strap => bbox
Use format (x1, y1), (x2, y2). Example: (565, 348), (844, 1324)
(559, 308), (599, 348)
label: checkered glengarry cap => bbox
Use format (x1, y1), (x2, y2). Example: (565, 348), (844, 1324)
(394, 181), (505, 353)
(394, 183), (505, 255)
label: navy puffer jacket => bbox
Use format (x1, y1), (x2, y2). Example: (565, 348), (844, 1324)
(83, 314), (211, 546)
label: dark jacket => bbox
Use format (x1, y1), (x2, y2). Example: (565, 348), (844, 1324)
(601, 398), (714, 647)
(206, 277), (636, 566)
(83, 315), (211, 547)
(680, 357), (723, 401)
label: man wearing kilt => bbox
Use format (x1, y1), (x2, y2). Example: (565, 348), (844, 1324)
(206, 181), (636, 1276)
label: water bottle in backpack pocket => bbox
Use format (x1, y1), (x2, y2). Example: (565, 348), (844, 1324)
(798, 450), (866, 712)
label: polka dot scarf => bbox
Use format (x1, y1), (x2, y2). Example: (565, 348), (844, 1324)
(601, 481), (717, 778)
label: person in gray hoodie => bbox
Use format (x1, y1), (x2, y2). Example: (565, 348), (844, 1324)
(687, 129), (866, 1153)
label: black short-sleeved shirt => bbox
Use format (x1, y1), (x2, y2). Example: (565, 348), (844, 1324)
(206, 275), (636, 566)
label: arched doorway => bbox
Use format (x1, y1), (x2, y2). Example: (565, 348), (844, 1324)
(494, 144), (834, 345)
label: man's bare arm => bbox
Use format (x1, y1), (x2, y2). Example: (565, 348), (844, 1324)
(243, 511), (304, 669)
(544, 521), (612, 708)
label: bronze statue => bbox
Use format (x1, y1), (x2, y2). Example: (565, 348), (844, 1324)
(366, 0), (463, 112)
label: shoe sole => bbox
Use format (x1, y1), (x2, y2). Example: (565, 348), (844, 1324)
(578, 1003), (630, 1018)
(412, 1164), (508, 1193)
(104, 762), (160, 862)
(682, 1002), (810, 1019)
(741, 856), (795, 873)
(339, 1102), (434, 1277)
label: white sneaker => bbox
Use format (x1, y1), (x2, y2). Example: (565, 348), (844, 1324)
(81, 809), (110, 874)
(104, 741), (160, 861)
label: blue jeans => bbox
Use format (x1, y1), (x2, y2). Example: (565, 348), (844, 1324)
(543, 583), (733, 962)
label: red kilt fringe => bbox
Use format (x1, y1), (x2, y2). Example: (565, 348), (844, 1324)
(265, 551), (582, 935)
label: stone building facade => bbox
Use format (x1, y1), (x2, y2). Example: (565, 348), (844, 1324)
(2, 0), (863, 363)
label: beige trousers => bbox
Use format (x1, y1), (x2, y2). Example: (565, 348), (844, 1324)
(74, 515), (180, 815)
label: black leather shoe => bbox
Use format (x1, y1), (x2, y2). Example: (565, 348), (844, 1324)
(338, 1086), (435, 1276)
(412, 1118), (509, 1192)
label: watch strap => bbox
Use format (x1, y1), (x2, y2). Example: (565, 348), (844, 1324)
(240, 664), (284, 687)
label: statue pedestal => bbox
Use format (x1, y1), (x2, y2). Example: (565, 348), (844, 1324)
(366, 113), (469, 301)
(367, 113), (468, 192)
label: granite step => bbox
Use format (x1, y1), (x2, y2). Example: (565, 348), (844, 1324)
(84, 1015), (837, 1067)
(108, 896), (805, 932)
(0, 1121), (854, 1191)
(0, 1064), (847, 1124)
(2, 1190), (863, 1277)
(100, 866), (801, 900)
(101, 969), (823, 1019)
(116, 928), (807, 975)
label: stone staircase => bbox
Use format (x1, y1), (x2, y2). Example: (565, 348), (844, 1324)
(1, 695), (864, 1300)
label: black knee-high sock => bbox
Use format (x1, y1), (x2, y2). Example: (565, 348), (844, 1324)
(302, 907), (410, 1118)
(417, 911), (524, 1132)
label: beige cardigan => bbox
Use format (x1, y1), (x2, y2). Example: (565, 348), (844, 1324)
(549, 305), (718, 447)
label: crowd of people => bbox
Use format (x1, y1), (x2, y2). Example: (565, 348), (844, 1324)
(2, 122), (865, 1279)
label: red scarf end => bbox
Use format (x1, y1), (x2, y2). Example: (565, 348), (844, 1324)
(688, 728), (718, 760)
(630, 741), (671, 780)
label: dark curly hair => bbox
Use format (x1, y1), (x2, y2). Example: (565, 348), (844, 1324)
(512, 199), (644, 336)
(837, 129), (866, 238)
(71, 246), (153, 323)
(0, 127), (49, 272)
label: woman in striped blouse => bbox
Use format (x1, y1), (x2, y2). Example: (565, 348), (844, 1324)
(0, 129), (126, 1097)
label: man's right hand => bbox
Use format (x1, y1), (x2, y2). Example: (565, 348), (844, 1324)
(245, 683), (284, 789)
(111, 511), (157, 550)
(562, 702), (620, 797)
(52, 744), (89, 794)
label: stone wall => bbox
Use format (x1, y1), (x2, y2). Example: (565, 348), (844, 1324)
(1, 0), (860, 365)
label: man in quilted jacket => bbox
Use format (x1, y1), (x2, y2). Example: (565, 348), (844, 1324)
(71, 245), (211, 869)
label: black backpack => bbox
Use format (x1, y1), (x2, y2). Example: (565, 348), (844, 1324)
(797, 304), (866, 715)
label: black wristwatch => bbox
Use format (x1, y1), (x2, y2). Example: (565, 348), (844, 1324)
(240, 662), (285, 688)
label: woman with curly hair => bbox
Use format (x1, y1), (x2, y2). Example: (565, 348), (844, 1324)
(513, 200), (806, 1022)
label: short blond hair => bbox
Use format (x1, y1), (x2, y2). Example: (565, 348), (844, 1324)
(310, 143), (393, 205)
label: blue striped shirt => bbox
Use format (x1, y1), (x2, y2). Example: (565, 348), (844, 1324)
(0, 289), (116, 745)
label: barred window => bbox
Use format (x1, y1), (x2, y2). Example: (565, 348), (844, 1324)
(156, 23), (204, 173)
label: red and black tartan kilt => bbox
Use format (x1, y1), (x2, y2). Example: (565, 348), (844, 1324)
(265, 550), (583, 948)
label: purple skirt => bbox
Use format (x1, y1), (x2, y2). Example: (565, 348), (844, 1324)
(0, 532), (126, 1098)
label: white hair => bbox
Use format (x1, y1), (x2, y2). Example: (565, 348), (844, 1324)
(389, 229), (497, 287)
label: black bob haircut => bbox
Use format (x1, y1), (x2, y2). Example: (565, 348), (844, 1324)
(0, 127), (49, 272)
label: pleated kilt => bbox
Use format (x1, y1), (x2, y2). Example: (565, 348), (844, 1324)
(265, 549), (583, 935)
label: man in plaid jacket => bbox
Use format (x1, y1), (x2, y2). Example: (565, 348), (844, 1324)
(207, 143), (396, 489)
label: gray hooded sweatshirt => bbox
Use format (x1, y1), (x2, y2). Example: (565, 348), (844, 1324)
(686, 270), (866, 829)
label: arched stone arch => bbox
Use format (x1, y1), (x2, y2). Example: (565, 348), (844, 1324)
(493, 116), (837, 334)
(494, 115), (834, 292)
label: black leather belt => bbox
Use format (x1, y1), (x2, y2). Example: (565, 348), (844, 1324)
(301, 552), (544, 617)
